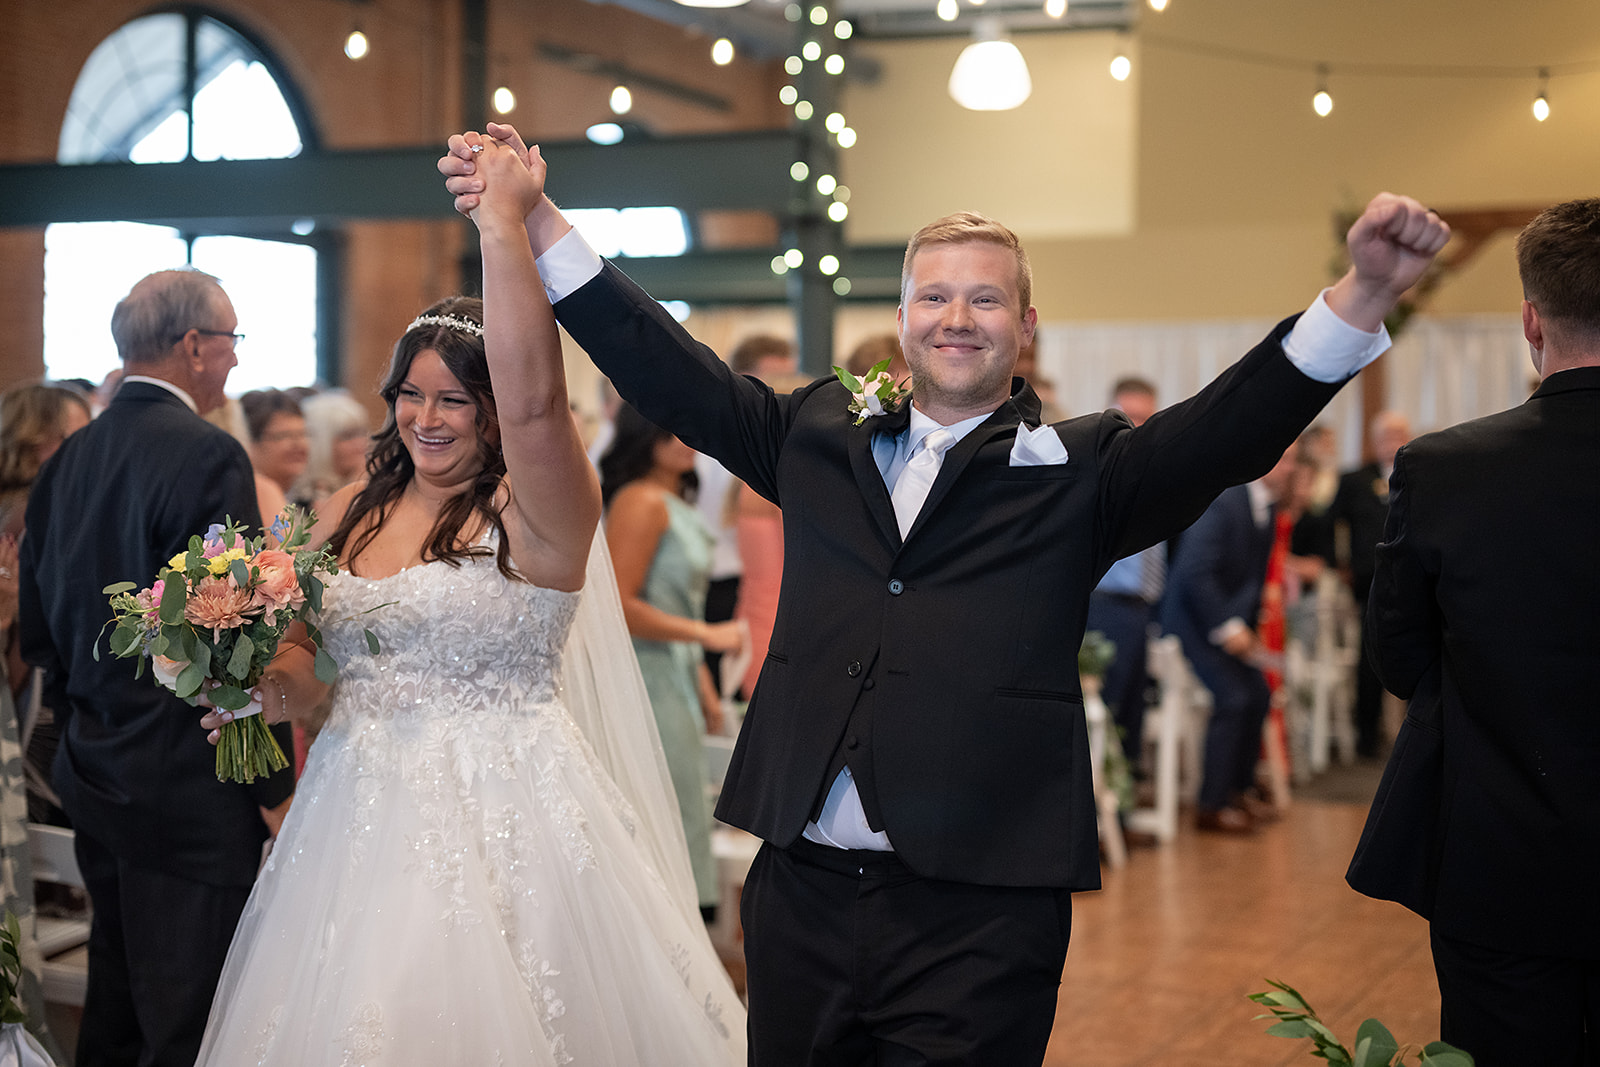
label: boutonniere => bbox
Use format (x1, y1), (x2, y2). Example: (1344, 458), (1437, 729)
(834, 358), (911, 426)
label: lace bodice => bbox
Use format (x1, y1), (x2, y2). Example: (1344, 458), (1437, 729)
(319, 554), (580, 732)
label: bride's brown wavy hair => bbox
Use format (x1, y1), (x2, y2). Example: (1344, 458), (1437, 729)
(326, 296), (520, 580)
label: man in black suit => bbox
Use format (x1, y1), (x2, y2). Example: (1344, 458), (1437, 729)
(444, 132), (1446, 1064)
(19, 269), (294, 1067)
(1328, 409), (1411, 756)
(1161, 448), (1295, 833)
(1363, 198), (1600, 1066)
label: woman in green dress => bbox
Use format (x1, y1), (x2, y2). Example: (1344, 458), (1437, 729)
(600, 405), (744, 919)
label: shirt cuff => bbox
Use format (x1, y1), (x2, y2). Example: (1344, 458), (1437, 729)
(1209, 617), (1251, 647)
(1281, 289), (1391, 383)
(534, 227), (604, 305)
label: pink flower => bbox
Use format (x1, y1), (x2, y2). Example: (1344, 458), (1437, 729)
(184, 575), (259, 639)
(249, 549), (305, 625)
(136, 580), (164, 622)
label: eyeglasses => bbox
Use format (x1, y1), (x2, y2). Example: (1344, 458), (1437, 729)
(173, 328), (245, 346)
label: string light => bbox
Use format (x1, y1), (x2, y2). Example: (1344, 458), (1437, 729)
(1044, 0), (1067, 18)
(936, 0), (959, 22)
(344, 28), (369, 60)
(785, 55), (804, 75)
(1109, 51), (1131, 81)
(784, 248), (804, 268)
(833, 19), (853, 39)
(1148, 0), (1168, 9)
(795, 100), (814, 120)
(832, 277), (852, 296)
(492, 86), (516, 114)
(609, 85), (633, 115)
(779, 85), (799, 105)
(809, 5), (828, 24)
(1533, 68), (1550, 121)
(836, 126), (857, 148)
(819, 255), (840, 275)
(1312, 65), (1333, 117)
(711, 38), (735, 66)
(825, 53), (845, 75)
(824, 111), (846, 133)
(790, 160), (810, 181)
(816, 174), (837, 195)
(803, 41), (822, 61)
(828, 200), (849, 222)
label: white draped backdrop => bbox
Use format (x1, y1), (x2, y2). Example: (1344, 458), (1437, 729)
(1034, 313), (1531, 465)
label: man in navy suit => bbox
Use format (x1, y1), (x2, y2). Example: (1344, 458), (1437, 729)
(20, 270), (294, 1067)
(1363, 198), (1600, 1066)
(444, 131), (1447, 1066)
(1161, 447), (1296, 832)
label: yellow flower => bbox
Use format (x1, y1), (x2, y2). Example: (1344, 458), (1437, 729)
(206, 547), (249, 576)
(168, 552), (189, 572)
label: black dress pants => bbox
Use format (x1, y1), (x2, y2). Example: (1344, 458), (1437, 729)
(742, 838), (1071, 1066)
(72, 827), (252, 1067)
(1431, 926), (1600, 1067)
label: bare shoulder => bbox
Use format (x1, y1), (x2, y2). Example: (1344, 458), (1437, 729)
(308, 481), (366, 551)
(605, 481), (671, 531)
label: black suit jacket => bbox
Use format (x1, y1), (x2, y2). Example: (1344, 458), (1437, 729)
(19, 381), (293, 888)
(1365, 366), (1600, 958)
(557, 263), (1342, 889)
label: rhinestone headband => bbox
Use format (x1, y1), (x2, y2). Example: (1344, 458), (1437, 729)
(406, 312), (484, 338)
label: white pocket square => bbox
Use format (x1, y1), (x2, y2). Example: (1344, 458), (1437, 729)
(1009, 423), (1069, 466)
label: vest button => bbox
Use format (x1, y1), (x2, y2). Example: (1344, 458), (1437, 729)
(847, 661), (862, 677)
(862, 678), (875, 690)
(888, 579), (904, 595)
(846, 735), (860, 749)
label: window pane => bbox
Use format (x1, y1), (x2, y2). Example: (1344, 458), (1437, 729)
(192, 236), (318, 391)
(43, 222), (187, 385)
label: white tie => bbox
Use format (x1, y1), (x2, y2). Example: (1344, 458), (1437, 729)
(891, 428), (956, 538)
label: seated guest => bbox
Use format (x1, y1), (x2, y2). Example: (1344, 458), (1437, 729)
(1162, 446), (1297, 832)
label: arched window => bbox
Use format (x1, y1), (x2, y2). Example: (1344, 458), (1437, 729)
(45, 10), (321, 394)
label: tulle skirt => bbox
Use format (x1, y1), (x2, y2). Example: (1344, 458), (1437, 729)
(195, 700), (746, 1065)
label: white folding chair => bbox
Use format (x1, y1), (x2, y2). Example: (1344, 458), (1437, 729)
(28, 823), (89, 1008)
(1081, 678), (1126, 868)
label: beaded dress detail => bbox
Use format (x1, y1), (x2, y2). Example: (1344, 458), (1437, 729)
(196, 545), (745, 1065)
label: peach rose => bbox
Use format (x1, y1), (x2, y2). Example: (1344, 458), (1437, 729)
(249, 549), (305, 626)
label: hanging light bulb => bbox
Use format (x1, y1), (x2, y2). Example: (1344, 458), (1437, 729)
(948, 19), (1032, 111)
(1109, 51), (1131, 81)
(1044, 0), (1067, 18)
(1148, 0), (1169, 10)
(492, 86), (516, 114)
(672, 0), (751, 8)
(610, 85), (633, 115)
(1532, 68), (1550, 121)
(711, 38), (735, 65)
(1312, 65), (1333, 117)
(344, 28), (369, 60)
(936, 0), (959, 22)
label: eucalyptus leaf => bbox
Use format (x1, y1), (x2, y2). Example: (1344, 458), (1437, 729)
(365, 629), (381, 654)
(227, 633), (255, 680)
(175, 660), (206, 699)
(230, 558), (251, 587)
(1421, 1050), (1475, 1067)
(192, 639), (212, 676)
(102, 581), (137, 595)
(1355, 1017), (1399, 1062)
(209, 684), (251, 711)
(109, 623), (140, 658)
(1265, 1019), (1316, 1040)
(314, 647), (338, 684)
(159, 575), (187, 624)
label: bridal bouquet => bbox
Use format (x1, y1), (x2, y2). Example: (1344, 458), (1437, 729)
(97, 508), (356, 783)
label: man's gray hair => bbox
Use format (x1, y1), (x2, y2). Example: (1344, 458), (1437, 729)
(110, 268), (226, 365)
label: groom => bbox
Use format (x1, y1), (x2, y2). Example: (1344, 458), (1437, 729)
(443, 132), (1446, 1064)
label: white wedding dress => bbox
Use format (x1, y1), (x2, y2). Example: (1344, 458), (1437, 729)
(196, 535), (747, 1065)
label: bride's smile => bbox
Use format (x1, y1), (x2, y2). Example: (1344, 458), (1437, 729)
(395, 348), (490, 482)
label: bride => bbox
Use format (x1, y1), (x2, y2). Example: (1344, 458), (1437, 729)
(193, 137), (746, 1064)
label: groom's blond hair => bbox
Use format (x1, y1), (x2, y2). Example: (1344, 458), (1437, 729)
(900, 212), (1032, 314)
